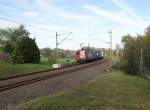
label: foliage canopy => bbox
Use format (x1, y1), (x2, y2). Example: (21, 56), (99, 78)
(120, 26), (150, 74)
(0, 25), (40, 64)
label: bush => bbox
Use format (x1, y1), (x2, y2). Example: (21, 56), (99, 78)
(12, 37), (40, 64)
(119, 35), (141, 75)
(12, 48), (25, 63)
(3, 42), (14, 54)
(0, 47), (3, 52)
(114, 57), (139, 75)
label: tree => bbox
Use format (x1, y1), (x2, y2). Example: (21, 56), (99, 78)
(145, 26), (150, 36)
(12, 45), (25, 64)
(12, 37), (40, 63)
(0, 25), (40, 64)
(0, 28), (13, 46)
(40, 48), (52, 58)
(117, 26), (150, 73)
(120, 35), (141, 74)
(142, 26), (150, 66)
(3, 42), (14, 54)
(0, 25), (29, 53)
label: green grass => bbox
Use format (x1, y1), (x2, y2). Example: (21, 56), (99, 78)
(40, 58), (50, 66)
(40, 58), (76, 65)
(0, 58), (51, 79)
(0, 47), (3, 52)
(40, 58), (76, 67)
(0, 58), (75, 79)
(10, 71), (150, 110)
(56, 58), (76, 65)
(0, 63), (51, 79)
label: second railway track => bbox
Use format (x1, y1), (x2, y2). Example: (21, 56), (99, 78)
(0, 58), (108, 92)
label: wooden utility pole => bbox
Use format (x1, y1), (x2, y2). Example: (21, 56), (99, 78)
(140, 48), (143, 72)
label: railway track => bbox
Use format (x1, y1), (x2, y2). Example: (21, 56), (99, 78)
(0, 58), (108, 92)
(0, 63), (79, 81)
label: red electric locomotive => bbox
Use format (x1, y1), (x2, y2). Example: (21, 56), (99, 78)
(75, 48), (103, 63)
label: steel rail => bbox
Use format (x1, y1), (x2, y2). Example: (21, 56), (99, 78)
(0, 59), (107, 92)
(0, 63), (79, 81)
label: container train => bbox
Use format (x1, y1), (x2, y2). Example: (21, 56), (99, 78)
(75, 48), (103, 63)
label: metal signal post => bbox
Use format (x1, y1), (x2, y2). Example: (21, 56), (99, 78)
(108, 29), (112, 52)
(108, 29), (112, 68)
(56, 32), (58, 49)
(55, 32), (72, 60)
(88, 29), (112, 58)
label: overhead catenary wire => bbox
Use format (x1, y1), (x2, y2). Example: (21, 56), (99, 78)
(0, 16), (77, 50)
(88, 32), (111, 46)
(0, 16), (112, 50)
(0, 16), (56, 32)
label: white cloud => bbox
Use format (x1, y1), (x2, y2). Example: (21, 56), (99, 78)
(35, 0), (61, 12)
(14, 0), (29, 4)
(23, 11), (38, 17)
(83, 4), (147, 28)
(34, 0), (99, 23)
(0, 19), (19, 29)
(56, 12), (97, 23)
(111, 0), (147, 26)
(82, 0), (149, 48)
(0, 0), (149, 49)
(112, 0), (139, 19)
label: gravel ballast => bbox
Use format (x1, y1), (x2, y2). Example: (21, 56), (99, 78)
(0, 60), (111, 110)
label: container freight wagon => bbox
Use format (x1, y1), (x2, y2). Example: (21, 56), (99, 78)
(75, 49), (103, 63)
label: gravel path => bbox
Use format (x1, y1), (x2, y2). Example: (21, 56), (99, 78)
(0, 60), (111, 110)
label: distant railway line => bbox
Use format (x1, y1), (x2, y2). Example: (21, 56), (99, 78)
(0, 58), (108, 92)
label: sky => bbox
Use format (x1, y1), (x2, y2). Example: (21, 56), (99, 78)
(0, 0), (149, 50)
